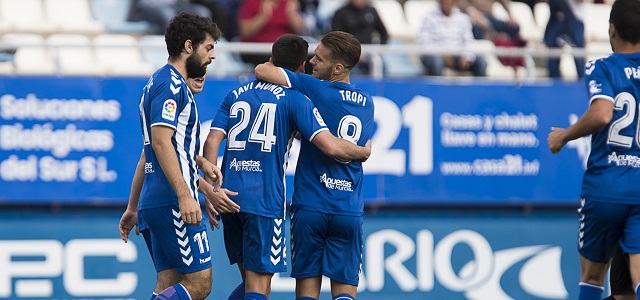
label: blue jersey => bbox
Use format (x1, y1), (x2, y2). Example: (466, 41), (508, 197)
(211, 80), (328, 219)
(139, 64), (201, 209)
(280, 68), (375, 216)
(582, 53), (640, 203)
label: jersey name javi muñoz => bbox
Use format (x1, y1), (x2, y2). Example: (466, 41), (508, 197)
(138, 64), (201, 209)
(582, 53), (640, 203)
(211, 80), (328, 219)
(279, 68), (375, 216)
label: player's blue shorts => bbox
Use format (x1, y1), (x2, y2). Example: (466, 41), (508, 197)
(578, 197), (640, 263)
(221, 212), (286, 274)
(290, 207), (363, 286)
(139, 205), (211, 274)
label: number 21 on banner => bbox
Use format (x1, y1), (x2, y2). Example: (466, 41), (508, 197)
(364, 95), (433, 176)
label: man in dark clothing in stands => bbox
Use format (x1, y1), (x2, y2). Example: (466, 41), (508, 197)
(331, 0), (388, 74)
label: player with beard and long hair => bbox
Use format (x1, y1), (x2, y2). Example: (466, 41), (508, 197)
(120, 12), (226, 300)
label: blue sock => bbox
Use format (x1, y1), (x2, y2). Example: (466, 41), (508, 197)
(244, 292), (267, 300)
(228, 281), (245, 300)
(635, 282), (640, 299)
(333, 294), (354, 300)
(295, 297), (316, 300)
(150, 293), (158, 300)
(156, 284), (190, 300)
(578, 282), (603, 300)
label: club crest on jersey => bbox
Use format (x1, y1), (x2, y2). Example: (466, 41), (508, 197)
(162, 99), (177, 121)
(588, 80), (602, 95)
(313, 108), (326, 126)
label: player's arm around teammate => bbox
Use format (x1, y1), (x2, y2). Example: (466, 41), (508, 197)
(311, 132), (371, 161)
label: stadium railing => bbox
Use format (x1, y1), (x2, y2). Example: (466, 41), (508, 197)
(0, 38), (612, 80)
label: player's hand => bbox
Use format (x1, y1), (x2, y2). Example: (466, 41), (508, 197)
(361, 140), (372, 162)
(200, 159), (223, 192)
(119, 208), (139, 243)
(209, 188), (240, 214)
(178, 195), (203, 226)
(548, 127), (568, 154)
(204, 198), (221, 230)
(261, 0), (276, 18)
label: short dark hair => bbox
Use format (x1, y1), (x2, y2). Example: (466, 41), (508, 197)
(320, 31), (361, 69)
(165, 12), (222, 59)
(271, 34), (309, 72)
(611, 0), (640, 44)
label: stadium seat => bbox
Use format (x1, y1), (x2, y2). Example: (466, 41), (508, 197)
(47, 33), (105, 75)
(403, 0), (438, 34)
(1, 33), (56, 75)
(371, 0), (417, 40)
(382, 38), (424, 78)
(533, 2), (549, 36)
(94, 34), (154, 76)
(44, 0), (105, 35)
(470, 39), (520, 79)
(584, 3), (611, 43)
(90, 0), (151, 35)
(0, 0), (57, 34)
(316, 0), (347, 32)
(492, 2), (543, 43)
(207, 37), (255, 78)
(586, 41), (612, 63)
(559, 50), (578, 80)
(138, 34), (168, 69)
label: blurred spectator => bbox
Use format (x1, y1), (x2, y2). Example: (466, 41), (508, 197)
(544, 0), (585, 78)
(331, 0), (388, 74)
(237, 0), (305, 66)
(190, 0), (231, 37)
(458, 0), (521, 41)
(136, 0), (212, 34)
(418, 0), (487, 76)
(300, 0), (321, 36)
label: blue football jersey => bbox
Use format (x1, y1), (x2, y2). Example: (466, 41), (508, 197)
(279, 68), (375, 216)
(210, 80), (328, 219)
(582, 53), (640, 203)
(139, 64), (201, 209)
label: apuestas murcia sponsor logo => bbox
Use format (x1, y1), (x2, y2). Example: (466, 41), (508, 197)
(319, 173), (353, 191)
(230, 158), (262, 172)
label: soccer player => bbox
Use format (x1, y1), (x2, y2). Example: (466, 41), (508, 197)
(254, 31), (374, 300)
(547, 0), (640, 298)
(202, 33), (371, 300)
(119, 72), (240, 299)
(124, 12), (226, 300)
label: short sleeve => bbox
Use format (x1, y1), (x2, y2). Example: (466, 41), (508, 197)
(149, 80), (182, 129)
(289, 94), (328, 141)
(279, 67), (326, 100)
(584, 59), (615, 105)
(210, 93), (233, 135)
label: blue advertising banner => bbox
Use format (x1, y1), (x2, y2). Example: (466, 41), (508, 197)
(0, 208), (580, 299)
(0, 76), (589, 205)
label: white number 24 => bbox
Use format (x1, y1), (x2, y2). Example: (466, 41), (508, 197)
(227, 101), (277, 152)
